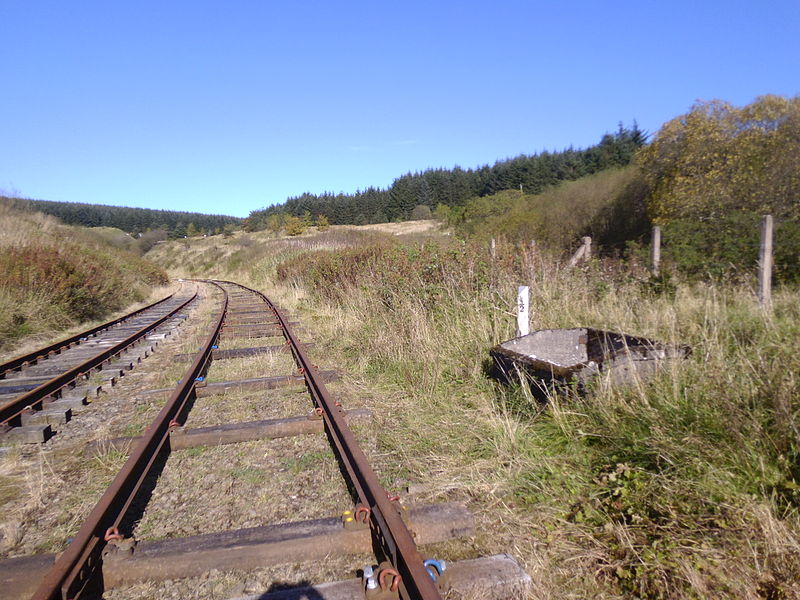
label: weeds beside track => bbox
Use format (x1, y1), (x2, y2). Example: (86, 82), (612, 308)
(1, 279), (528, 600)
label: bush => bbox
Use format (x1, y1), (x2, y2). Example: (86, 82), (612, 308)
(775, 220), (800, 283)
(410, 204), (432, 220)
(316, 214), (330, 231)
(284, 215), (306, 236)
(275, 241), (496, 307)
(659, 214), (800, 282)
(640, 95), (800, 223)
(0, 244), (166, 325)
(453, 167), (650, 252)
(137, 229), (168, 254)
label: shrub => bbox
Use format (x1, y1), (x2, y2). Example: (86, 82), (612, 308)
(410, 204), (432, 220)
(658, 213), (800, 282)
(284, 215), (306, 236)
(454, 167), (650, 251)
(275, 241), (498, 307)
(316, 214), (330, 231)
(639, 95), (800, 223)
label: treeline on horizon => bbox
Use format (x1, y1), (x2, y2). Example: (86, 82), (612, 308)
(245, 124), (646, 230)
(1, 197), (243, 238)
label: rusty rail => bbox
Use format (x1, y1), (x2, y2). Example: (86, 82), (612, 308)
(29, 279), (443, 599)
(215, 280), (443, 600)
(30, 284), (227, 600)
(0, 294), (176, 379)
(0, 293), (198, 428)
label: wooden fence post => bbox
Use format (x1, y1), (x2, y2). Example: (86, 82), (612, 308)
(758, 215), (773, 309)
(490, 238), (496, 260)
(567, 237), (592, 268)
(517, 286), (530, 337)
(651, 226), (661, 276)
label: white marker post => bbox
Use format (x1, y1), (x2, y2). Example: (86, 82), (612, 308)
(758, 215), (774, 310)
(517, 286), (530, 337)
(651, 226), (661, 276)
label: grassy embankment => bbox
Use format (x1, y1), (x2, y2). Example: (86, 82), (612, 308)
(453, 166), (648, 251)
(148, 216), (799, 598)
(0, 202), (168, 354)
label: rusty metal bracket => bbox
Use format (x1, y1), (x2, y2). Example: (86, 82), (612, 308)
(343, 503), (371, 531)
(364, 561), (402, 599)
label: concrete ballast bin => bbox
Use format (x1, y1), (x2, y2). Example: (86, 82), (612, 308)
(490, 328), (690, 393)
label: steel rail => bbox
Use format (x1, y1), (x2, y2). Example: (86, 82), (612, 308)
(0, 293), (199, 427)
(30, 283), (228, 600)
(214, 280), (443, 600)
(0, 294), (176, 379)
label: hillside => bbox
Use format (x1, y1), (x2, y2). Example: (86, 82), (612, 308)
(1, 196), (242, 239)
(448, 165), (649, 249)
(0, 203), (168, 351)
(145, 220), (447, 281)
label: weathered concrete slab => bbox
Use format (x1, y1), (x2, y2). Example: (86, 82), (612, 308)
(491, 327), (690, 388)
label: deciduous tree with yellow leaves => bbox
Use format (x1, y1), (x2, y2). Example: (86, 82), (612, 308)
(639, 95), (800, 222)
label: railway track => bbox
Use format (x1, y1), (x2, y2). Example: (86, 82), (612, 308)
(0, 291), (198, 446)
(0, 280), (530, 600)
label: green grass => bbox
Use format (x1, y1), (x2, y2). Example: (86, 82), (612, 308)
(280, 450), (334, 475)
(266, 237), (800, 599)
(183, 446), (208, 458)
(229, 466), (266, 484)
(145, 223), (800, 598)
(120, 423), (145, 438)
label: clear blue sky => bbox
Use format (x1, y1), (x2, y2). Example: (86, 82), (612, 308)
(1, 1), (798, 218)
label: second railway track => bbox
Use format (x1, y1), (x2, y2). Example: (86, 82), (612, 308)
(0, 280), (531, 600)
(0, 290), (199, 446)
